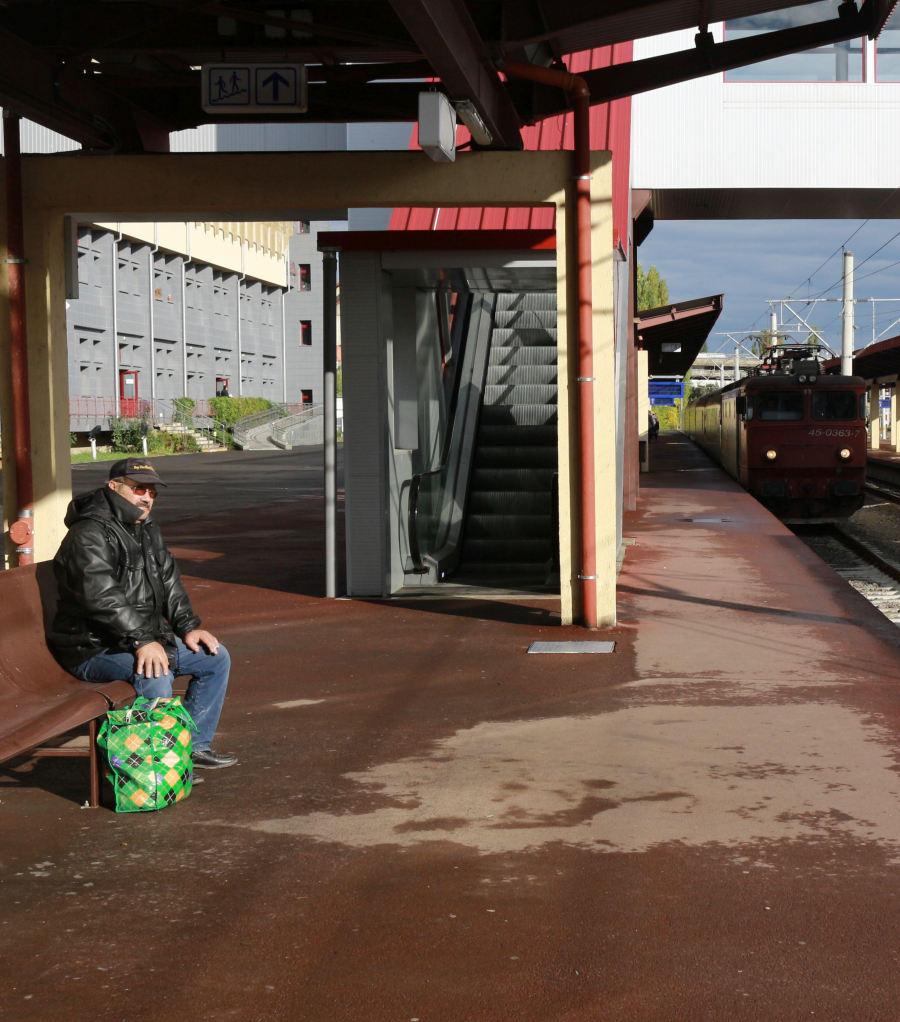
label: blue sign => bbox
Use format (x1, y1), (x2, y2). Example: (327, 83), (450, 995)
(201, 63), (308, 114)
(649, 382), (684, 399)
(652, 397), (677, 406)
(880, 398), (891, 409)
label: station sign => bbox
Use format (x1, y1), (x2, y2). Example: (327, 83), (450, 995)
(880, 398), (891, 409)
(649, 381), (684, 400)
(201, 64), (308, 114)
(652, 397), (677, 406)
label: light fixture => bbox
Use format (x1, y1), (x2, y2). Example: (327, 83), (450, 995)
(418, 91), (456, 163)
(839, 448), (852, 459)
(798, 375), (807, 383)
(452, 99), (493, 147)
(766, 449), (778, 460)
(808, 375), (817, 383)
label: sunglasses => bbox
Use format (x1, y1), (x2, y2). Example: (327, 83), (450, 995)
(124, 480), (158, 498)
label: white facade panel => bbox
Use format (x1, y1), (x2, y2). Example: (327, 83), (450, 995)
(633, 27), (900, 192)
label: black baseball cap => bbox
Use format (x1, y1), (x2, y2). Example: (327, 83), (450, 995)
(108, 457), (168, 487)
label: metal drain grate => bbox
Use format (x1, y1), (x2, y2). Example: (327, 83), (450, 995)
(527, 641), (616, 654)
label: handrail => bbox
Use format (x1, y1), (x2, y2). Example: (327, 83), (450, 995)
(270, 404), (323, 447)
(407, 295), (476, 575)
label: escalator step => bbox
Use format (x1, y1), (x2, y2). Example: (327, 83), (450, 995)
(484, 384), (557, 405)
(486, 365), (557, 387)
(491, 327), (557, 346)
(479, 403), (558, 426)
(489, 345), (557, 367)
(471, 468), (556, 491)
(477, 425), (557, 447)
(496, 293), (557, 311)
(467, 514), (553, 539)
(467, 491), (552, 514)
(463, 538), (555, 562)
(474, 445), (558, 469)
(493, 310), (557, 329)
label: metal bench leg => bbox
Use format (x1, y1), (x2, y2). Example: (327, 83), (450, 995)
(88, 718), (102, 808)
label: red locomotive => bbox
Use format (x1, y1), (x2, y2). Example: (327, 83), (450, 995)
(683, 345), (867, 521)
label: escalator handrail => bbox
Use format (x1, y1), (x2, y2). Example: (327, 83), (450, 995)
(408, 295), (475, 574)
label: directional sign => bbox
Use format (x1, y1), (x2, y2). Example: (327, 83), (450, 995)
(201, 64), (308, 114)
(649, 381), (684, 399)
(652, 397), (677, 406)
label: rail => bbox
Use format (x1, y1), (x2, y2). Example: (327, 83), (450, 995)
(270, 404), (323, 449)
(407, 295), (479, 575)
(232, 403), (302, 449)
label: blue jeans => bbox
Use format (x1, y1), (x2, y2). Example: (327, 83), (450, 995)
(71, 637), (231, 753)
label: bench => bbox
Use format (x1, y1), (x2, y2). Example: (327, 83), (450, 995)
(0, 562), (135, 807)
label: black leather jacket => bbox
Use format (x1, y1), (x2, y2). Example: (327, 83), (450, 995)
(49, 486), (201, 670)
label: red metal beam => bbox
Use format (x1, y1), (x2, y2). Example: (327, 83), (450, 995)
(534, 3), (874, 114)
(388, 0), (523, 149)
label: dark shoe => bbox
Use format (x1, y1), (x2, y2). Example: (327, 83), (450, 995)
(190, 773), (204, 785)
(192, 749), (238, 769)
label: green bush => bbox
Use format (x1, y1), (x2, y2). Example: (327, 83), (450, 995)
(69, 432), (78, 448)
(109, 417), (145, 453)
(206, 396), (274, 425)
(651, 404), (681, 430)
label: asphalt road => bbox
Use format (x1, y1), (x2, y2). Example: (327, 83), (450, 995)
(1, 446), (342, 524)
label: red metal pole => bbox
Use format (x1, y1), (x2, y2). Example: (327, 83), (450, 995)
(3, 113), (35, 566)
(501, 61), (598, 627)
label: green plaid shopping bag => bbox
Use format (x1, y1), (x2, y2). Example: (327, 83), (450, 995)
(97, 696), (196, 812)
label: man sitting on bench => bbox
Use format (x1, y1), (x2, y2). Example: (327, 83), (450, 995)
(48, 458), (237, 772)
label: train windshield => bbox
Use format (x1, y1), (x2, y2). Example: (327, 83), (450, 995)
(756, 391), (804, 421)
(811, 391), (858, 421)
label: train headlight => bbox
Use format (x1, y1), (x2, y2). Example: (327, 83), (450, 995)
(765, 449), (778, 460)
(839, 447), (852, 459)
(798, 375), (807, 383)
(809, 375), (817, 383)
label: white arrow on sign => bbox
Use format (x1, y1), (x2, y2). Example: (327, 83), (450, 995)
(201, 63), (308, 114)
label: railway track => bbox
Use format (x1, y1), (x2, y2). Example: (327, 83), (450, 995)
(794, 524), (900, 628)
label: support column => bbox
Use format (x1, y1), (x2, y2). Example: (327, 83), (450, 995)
(322, 247), (338, 598)
(870, 382), (881, 450)
(638, 349), (650, 473)
(891, 383), (898, 453)
(555, 153), (616, 627)
(623, 252), (639, 511)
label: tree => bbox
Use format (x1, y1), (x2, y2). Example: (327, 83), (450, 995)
(637, 263), (670, 311)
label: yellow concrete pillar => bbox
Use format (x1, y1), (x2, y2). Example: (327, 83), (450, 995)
(870, 383), (881, 450)
(0, 192), (72, 564)
(638, 350), (650, 473)
(554, 153), (616, 627)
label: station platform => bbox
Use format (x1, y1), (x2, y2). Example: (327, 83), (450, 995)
(868, 446), (900, 487)
(4, 438), (900, 1019)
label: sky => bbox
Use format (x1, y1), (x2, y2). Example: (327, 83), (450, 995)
(637, 219), (900, 356)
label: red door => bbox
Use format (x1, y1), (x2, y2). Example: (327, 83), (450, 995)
(120, 371), (139, 417)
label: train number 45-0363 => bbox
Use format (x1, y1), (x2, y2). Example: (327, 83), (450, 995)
(807, 428), (860, 437)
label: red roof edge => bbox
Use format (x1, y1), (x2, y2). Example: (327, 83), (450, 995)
(317, 229), (556, 253)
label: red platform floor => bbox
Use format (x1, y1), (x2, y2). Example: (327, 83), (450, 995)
(4, 435), (900, 1021)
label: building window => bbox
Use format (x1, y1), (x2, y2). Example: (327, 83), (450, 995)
(296, 221), (310, 234)
(724, 1), (865, 82)
(877, 5), (900, 79)
(300, 320), (312, 346)
(301, 389), (313, 405)
(298, 264), (311, 291)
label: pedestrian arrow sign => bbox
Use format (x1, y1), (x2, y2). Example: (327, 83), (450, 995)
(201, 63), (307, 114)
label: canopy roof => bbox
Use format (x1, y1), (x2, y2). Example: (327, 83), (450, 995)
(637, 294), (724, 376)
(822, 333), (900, 382)
(0, 0), (893, 152)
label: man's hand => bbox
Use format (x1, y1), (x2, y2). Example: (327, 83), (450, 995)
(184, 629), (221, 655)
(135, 641), (169, 679)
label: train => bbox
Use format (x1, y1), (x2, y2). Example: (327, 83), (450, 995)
(683, 345), (867, 521)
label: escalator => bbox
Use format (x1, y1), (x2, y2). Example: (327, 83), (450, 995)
(451, 292), (558, 587)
